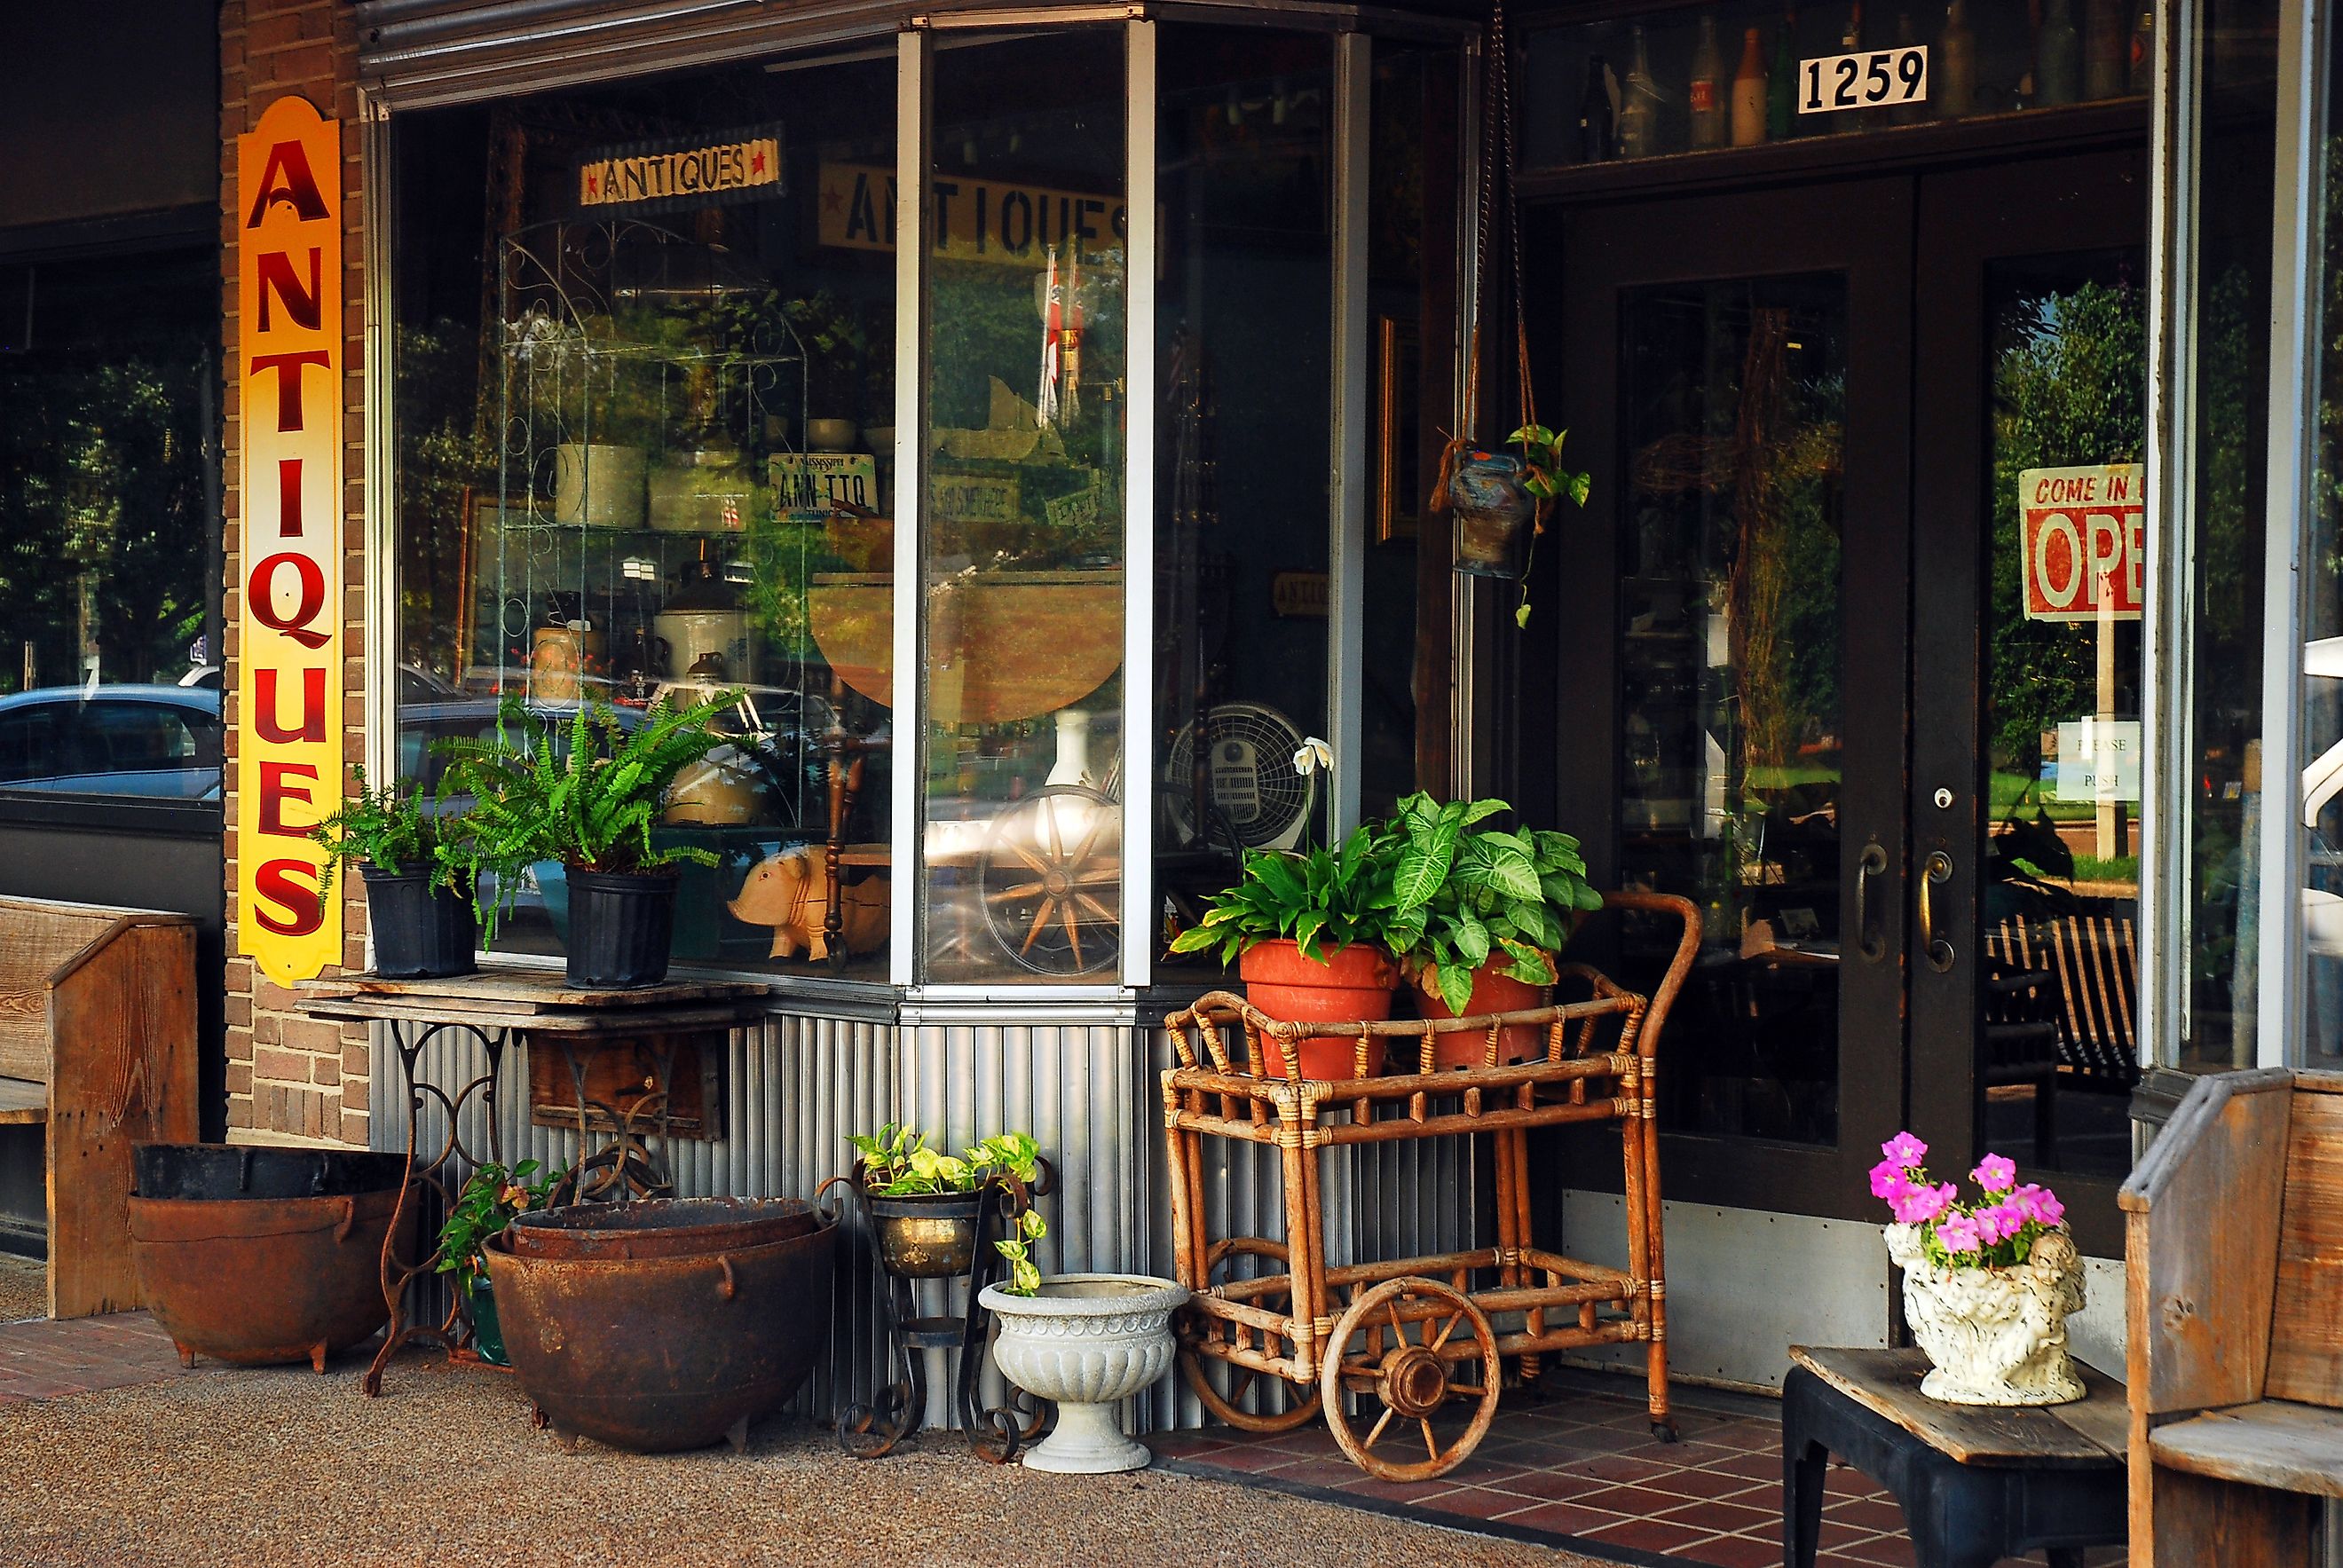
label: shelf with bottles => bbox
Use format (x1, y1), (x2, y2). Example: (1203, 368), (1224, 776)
(1519, 0), (2154, 172)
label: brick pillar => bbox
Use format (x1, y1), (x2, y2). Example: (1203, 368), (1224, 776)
(220, 0), (370, 1147)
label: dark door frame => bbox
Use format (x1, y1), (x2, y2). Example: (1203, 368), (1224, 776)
(1523, 146), (2145, 1257)
(1535, 177), (1914, 1222)
(1907, 148), (2149, 1259)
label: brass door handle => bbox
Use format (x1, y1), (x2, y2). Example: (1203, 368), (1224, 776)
(1854, 841), (1889, 961)
(1919, 850), (1955, 973)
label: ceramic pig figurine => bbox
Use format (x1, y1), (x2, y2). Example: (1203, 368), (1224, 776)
(727, 847), (887, 961)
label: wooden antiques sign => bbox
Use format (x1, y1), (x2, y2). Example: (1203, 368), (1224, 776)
(580, 126), (784, 215)
(237, 95), (345, 986)
(816, 162), (1125, 266)
(2020, 463), (2145, 622)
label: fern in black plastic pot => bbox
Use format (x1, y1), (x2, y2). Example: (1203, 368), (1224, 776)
(431, 692), (742, 963)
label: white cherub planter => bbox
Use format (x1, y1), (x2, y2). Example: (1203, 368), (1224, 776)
(1884, 1221), (2086, 1406)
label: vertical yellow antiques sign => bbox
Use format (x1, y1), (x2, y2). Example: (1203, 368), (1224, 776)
(236, 95), (344, 986)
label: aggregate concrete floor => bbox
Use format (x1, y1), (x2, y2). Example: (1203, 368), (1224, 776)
(0, 1352), (1601, 1568)
(0, 1255), (42, 1323)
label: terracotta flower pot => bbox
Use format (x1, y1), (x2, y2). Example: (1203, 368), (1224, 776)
(1238, 939), (1399, 1080)
(1410, 960), (1552, 1070)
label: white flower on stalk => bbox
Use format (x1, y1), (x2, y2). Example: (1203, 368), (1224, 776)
(1291, 737), (1335, 777)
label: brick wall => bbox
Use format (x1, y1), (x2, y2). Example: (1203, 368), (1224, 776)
(220, 0), (370, 1146)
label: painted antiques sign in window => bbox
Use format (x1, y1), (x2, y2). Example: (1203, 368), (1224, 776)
(236, 95), (344, 985)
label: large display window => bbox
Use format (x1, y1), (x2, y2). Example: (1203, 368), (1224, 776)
(386, 20), (1462, 992)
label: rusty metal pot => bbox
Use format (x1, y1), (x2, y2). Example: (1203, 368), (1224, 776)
(129, 1143), (411, 1372)
(506, 1196), (820, 1262)
(865, 1190), (983, 1279)
(485, 1209), (837, 1454)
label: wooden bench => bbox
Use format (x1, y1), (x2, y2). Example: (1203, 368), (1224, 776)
(0, 897), (199, 1319)
(2121, 1068), (2343, 1564)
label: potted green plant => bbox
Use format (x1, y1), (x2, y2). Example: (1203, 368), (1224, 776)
(1168, 779), (1404, 1080)
(1381, 792), (1604, 1068)
(438, 1158), (560, 1367)
(307, 765), (477, 980)
(432, 690), (741, 989)
(845, 1124), (1046, 1285)
(1446, 423), (1591, 628)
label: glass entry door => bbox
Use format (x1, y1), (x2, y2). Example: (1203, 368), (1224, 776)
(1539, 153), (2144, 1243)
(1546, 180), (1914, 1216)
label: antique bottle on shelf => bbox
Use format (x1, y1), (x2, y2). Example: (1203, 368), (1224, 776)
(2127, 7), (2154, 93)
(2036, 0), (2082, 106)
(1689, 15), (1728, 149)
(1767, 9), (1801, 139)
(1890, 11), (1928, 122)
(1937, 0), (1977, 116)
(1578, 53), (1618, 162)
(1619, 26), (1665, 158)
(2083, 0), (2124, 98)
(1732, 27), (1769, 146)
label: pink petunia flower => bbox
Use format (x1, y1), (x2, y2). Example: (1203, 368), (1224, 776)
(1936, 1212), (1982, 1258)
(1882, 1131), (1929, 1167)
(1870, 1157), (1913, 1202)
(1972, 1154), (2018, 1193)
(2033, 1187), (2065, 1226)
(1892, 1182), (1957, 1226)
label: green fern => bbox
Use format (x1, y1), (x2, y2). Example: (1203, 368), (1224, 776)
(306, 765), (467, 898)
(431, 692), (743, 944)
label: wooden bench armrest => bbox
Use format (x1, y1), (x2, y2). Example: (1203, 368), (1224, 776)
(0, 1077), (45, 1125)
(2120, 1068), (2293, 1415)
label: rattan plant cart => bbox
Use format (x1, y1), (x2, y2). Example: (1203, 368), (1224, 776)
(1160, 891), (1699, 1482)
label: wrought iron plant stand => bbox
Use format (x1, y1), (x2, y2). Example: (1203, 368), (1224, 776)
(1162, 891), (1699, 1482)
(822, 1159), (1055, 1462)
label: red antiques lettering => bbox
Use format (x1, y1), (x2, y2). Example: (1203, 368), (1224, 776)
(252, 861), (326, 936)
(254, 668), (327, 744)
(248, 350), (331, 432)
(254, 247), (324, 333)
(244, 137), (330, 227)
(247, 552), (330, 650)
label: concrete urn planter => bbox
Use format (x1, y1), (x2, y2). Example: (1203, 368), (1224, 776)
(1884, 1222), (2087, 1406)
(977, 1273), (1188, 1473)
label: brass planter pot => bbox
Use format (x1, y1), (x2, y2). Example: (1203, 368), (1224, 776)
(865, 1190), (984, 1279)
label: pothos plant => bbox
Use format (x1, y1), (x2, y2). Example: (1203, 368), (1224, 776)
(846, 1125), (1050, 1295)
(1505, 423), (1592, 630)
(430, 690), (744, 942)
(438, 1159), (564, 1295)
(306, 764), (470, 898)
(1380, 792), (1605, 1015)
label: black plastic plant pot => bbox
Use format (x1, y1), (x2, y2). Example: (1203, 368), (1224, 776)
(361, 867), (477, 979)
(565, 868), (678, 989)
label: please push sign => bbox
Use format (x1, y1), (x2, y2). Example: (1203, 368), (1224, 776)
(2020, 463), (2144, 623)
(236, 95), (344, 986)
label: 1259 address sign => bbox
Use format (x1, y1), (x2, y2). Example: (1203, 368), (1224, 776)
(1799, 45), (1929, 113)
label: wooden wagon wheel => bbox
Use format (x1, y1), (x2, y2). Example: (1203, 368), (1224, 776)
(1319, 1277), (1502, 1482)
(978, 784), (1120, 976)
(1179, 1238), (1321, 1433)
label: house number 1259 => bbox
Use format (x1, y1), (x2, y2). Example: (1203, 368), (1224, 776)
(1799, 45), (1929, 113)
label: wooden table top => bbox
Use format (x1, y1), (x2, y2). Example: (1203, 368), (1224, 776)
(296, 965), (771, 1033)
(1790, 1345), (2128, 1469)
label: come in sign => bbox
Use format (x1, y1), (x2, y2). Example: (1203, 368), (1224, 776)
(2020, 463), (2144, 623)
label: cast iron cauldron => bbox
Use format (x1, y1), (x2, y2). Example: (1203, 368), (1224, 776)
(130, 1143), (412, 1372)
(505, 1196), (820, 1262)
(485, 1202), (837, 1454)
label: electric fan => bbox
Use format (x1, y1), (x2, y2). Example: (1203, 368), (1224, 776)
(1163, 702), (1314, 853)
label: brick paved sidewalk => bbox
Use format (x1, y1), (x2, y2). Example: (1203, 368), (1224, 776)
(0, 1311), (198, 1406)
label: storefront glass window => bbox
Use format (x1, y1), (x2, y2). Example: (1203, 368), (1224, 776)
(2178, 0), (2275, 1070)
(391, 51), (897, 976)
(2297, 0), (2343, 1069)
(919, 31), (1127, 982)
(1151, 28), (1334, 966)
(1519, 0), (2152, 170)
(0, 247), (220, 801)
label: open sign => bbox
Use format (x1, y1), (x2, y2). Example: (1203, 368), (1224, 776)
(2021, 464), (2144, 622)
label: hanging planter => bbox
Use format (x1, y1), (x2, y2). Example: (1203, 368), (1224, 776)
(1448, 449), (1536, 578)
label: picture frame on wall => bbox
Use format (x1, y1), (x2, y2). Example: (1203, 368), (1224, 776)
(1372, 313), (1421, 545)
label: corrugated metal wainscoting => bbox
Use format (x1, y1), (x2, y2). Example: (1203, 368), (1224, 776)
(374, 1005), (1477, 1434)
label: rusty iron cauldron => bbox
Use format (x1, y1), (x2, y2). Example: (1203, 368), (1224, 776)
(506, 1196), (819, 1262)
(485, 1203), (837, 1454)
(129, 1143), (412, 1372)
